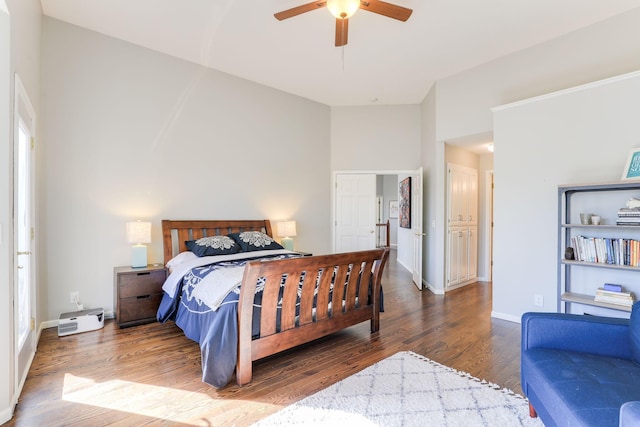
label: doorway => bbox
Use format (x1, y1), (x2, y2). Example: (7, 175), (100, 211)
(333, 169), (423, 289)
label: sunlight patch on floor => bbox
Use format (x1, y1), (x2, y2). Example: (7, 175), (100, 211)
(62, 373), (281, 424)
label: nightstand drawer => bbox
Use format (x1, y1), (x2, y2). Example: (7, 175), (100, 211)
(119, 270), (166, 298)
(118, 293), (163, 324)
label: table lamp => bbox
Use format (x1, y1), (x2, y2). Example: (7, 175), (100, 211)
(277, 220), (297, 251)
(126, 221), (151, 268)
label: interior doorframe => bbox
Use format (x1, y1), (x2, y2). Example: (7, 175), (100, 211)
(13, 73), (37, 406)
(332, 169), (423, 278)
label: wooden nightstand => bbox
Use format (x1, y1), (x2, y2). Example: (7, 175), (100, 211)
(114, 264), (167, 328)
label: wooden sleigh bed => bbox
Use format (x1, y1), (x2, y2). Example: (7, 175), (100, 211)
(158, 219), (389, 387)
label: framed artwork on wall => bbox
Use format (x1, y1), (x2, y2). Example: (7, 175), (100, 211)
(622, 148), (640, 180)
(399, 177), (411, 228)
(389, 201), (398, 219)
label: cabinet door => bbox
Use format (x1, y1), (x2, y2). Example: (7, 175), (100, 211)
(447, 227), (459, 286)
(459, 228), (469, 282)
(467, 172), (478, 225)
(468, 226), (478, 281)
(448, 168), (464, 226)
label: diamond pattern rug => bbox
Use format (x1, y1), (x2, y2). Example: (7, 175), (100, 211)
(253, 351), (543, 426)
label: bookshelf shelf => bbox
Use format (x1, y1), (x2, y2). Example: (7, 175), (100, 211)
(560, 259), (640, 271)
(561, 292), (632, 312)
(558, 181), (640, 315)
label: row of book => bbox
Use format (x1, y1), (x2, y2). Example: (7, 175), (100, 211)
(570, 235), (640, 266)
(617, 207), (640, 226)
(594, 283), (635, 307)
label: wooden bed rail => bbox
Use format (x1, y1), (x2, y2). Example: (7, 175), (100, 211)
(236, 248), (389, 385)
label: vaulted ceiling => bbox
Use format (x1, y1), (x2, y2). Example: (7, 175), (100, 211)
(40, 1), (640, 106)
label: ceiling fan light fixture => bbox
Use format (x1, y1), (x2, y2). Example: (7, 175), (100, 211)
(327, 0), (360, 19)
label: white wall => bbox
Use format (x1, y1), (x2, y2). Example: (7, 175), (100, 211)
(40, 17), (331, 322)
(0, 3), (10, 423)
(492, 71), (640, 322)
(330, 105), (421, 171)
(436, 7), (640, 143)
(421, 86), (438, 291)
(422, 7), (640, 311)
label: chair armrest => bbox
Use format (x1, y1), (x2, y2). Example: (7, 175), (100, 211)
(620, 401), (640, 427)
(521, 312), (632, 359)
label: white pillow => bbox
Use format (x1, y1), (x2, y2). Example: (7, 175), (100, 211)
(166, 251), (198, 271)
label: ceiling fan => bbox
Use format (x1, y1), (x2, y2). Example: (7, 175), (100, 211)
(274, 0), (412, 47)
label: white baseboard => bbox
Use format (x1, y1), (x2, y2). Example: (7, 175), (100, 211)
(425, 284), (445, 295)
(490, 310), (521, 324)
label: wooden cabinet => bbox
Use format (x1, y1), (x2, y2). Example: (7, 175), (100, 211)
(447, 163), (478, 288)
(559, 181), (640, 316)
(114, 265), (167, 328)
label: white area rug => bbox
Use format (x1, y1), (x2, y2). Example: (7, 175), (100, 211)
(253, 351), (543, 427)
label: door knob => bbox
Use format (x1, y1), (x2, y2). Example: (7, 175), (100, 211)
(17, 265), (24, 269)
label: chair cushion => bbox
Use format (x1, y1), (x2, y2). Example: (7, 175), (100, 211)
(630, 302), (640, 365)
(522, 348), (640, 426)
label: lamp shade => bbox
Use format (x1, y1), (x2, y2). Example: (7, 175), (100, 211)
(126, 221), (151, 244)
(277, 221), (297, 238)
(327, 0), (360, 19)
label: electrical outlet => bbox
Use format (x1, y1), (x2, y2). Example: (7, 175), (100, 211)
(70, 291), (79, 304)
(534, 294), (544, 307)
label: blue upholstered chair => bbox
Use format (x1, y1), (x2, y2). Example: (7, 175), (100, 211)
(521, 303), (640, 427)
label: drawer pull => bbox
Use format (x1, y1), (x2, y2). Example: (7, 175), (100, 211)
(136, 272), (151, 276)
(136, 295), (151, 300)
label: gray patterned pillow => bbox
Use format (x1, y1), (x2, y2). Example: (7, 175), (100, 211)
(229, 231), (284, 252)
(185, 235), (240, 257)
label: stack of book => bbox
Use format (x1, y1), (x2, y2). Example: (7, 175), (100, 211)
(594, 283), (635, 307)
(618, 198), (640, 225)
(617, 208), (640, 225)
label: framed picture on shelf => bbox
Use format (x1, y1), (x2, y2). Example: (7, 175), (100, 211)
(389, 201), (398, 219)
(622, 148), (640, 180)
(399, 177), (411, 228)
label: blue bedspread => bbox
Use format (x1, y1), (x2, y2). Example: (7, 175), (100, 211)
(157, 252), (384, 388)
(157, 253), (298, 387)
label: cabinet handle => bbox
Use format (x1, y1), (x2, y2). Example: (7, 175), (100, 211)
(136, 272), (151, 276)
(136, 295), (151, 300)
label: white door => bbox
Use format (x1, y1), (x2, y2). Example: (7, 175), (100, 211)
(411, 167), (424, 289)
(335, 174), (376, 252)
(14, 75), (36, 394)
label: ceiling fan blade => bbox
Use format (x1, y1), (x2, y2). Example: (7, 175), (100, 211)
(360, 0), (412, 21)
(335, 18), (349, 46)
(274, 1), (327, 20)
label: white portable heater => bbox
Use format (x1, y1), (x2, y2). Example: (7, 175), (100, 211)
(58, 307), (104, 336)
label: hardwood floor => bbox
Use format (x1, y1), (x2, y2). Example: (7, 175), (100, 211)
(5, 251), (522, 427)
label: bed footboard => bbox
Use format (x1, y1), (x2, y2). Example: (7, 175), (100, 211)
(236, 248), (389, 386)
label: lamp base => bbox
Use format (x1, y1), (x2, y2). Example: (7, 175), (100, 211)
(131, 245), (147, 268)
(281, 237), (294, 251)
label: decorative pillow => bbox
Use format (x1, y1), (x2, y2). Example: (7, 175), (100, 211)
(631, 301), (640, 365)
(229, 231), (284, 252)
(185, 235), (240, 257)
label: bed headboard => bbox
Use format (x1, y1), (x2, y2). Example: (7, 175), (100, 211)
(161, 219), (274, 265)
